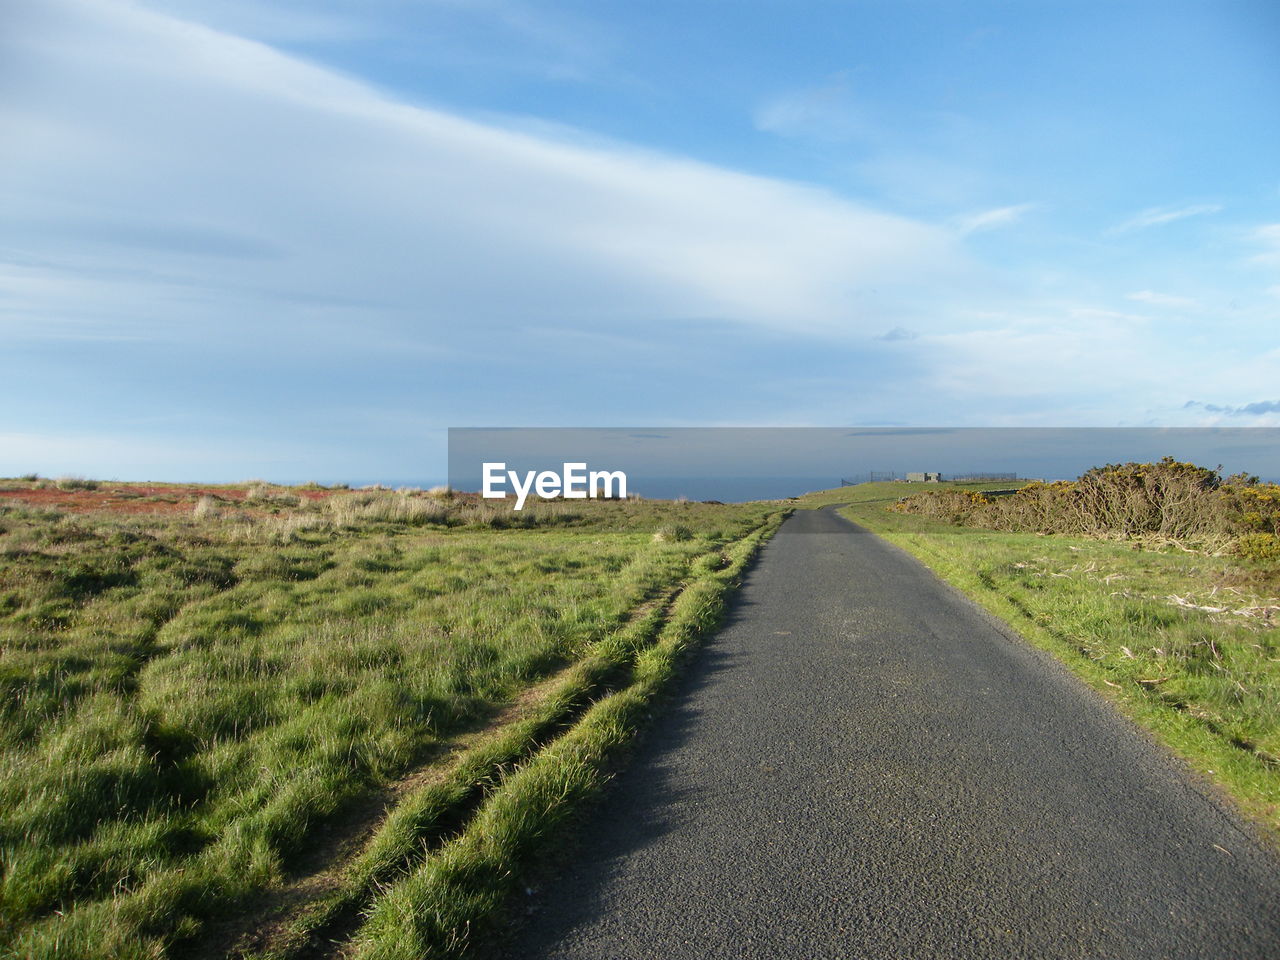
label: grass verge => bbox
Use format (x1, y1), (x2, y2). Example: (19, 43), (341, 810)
(326, 513), (785, 960)
(824, 484), (1280, 841)
(220, 580), (681, 958)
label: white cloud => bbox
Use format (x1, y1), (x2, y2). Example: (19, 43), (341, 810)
(2, 0), (1272, 454)
(921, 313), (1152, 404)
(1181, 398), (1280, 428)
(1109, 203), (1222, 234)
(1066, 306), (1150, 325)
(954, 203), (1036, 235)
(1249, 224), (1280, 268)
(1183, 399), (1280, 417)
(135, 0), (368, 43)
(1126, 290), (1198, 309)
(889, 302), (1277, 426)
(141, 0), (608, 77)
(1, 0), (963, 346)
(753, 75), (870, 142)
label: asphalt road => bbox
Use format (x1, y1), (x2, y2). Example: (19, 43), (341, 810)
(510, 506), (1280, 959)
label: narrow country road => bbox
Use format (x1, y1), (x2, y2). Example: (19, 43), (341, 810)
(508, 506), (1280, 959)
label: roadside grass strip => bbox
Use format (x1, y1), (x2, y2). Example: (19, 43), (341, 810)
(337, 515), (784, 960)
(838, 501), (1280, 842)
(225, 592), (672, 959)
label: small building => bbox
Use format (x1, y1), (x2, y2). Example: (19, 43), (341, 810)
(907, 471), (942, 483)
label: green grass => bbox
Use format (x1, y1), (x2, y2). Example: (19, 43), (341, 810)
(794, 478), (1024, 509)
(19, 472), (1270, 956)
(0, 491), (786, 959)
(342, 517), (781, 960)
(823, 484), (1280, 839)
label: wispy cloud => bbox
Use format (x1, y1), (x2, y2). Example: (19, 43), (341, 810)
(1109, 203), (1222, 234)
(1184, 399), (1280, 417)
(894, 301), (1279, 426)
(1249, 224), (1280, 268)
(753, 75), (870, 142)
(954, 203), (1036, 235)
(135, 0), (369, 43)
(3, 0), (1276, 477)
(921, 312), (1157, 407)
(876, 326), (918, 342)
(2, 0), (966, 350)
(146, 0), (609, 78)
(1126, 290), (1198, 309)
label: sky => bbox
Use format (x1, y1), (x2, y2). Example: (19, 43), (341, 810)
(2, 0), (1278, 483)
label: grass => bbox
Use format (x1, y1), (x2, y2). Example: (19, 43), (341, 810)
(794, 478), (1021, 509)
(342, 518), (780, 960)
(16, 468), (1269, 956)
(0, 484), (787, 959)
(808, 481), (1280, 840)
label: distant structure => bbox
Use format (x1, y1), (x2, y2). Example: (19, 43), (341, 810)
(840, 470), (1016, 485)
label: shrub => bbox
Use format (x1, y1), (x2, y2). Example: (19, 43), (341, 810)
(891, 489), (989, 524)
(894, 458), (1279, 552)
(653, 524), (693, 542)
(192, 496), (220, 520)
(245, 484), (302, 508)
(1232, 533), (1280, 562)
(326, 492), (448, 527)
(1221, 482), (1280, 536)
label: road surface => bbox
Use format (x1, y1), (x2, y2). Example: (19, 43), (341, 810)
(509, 506), (1280, 959)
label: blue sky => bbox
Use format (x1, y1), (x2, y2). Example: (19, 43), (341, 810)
(2, 0), (1278, 482)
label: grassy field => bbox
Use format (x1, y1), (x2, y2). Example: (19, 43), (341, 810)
(0, 480), (786, 959)
(8, 469), (1274, 956)
(802, 481), (1280, 839)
